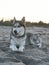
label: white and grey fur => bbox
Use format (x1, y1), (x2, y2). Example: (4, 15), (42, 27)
(10, 17), (26, 52)
(27, 33), (42, 48)
(9, 17), (42, 52)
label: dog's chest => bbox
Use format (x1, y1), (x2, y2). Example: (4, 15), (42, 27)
(11, 36), (26, 45)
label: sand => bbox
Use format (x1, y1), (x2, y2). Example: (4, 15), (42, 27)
(0, 26), (49, 65)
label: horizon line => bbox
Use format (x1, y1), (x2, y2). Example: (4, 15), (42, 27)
(0, 17), (49, 24)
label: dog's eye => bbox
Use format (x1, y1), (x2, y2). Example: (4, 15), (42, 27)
(17, 25), (21, 27)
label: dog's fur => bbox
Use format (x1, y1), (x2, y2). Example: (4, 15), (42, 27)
(9, 17), (42, 52)
(27, 33), (42, 48)
(10, 17), (26, 52)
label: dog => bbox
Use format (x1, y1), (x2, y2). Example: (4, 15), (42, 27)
(27, 33), (42, 48)
(9, 17), (26, 52)
(30, 34), (42, 48)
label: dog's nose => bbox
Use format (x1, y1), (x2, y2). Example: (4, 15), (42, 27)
(14, 30), (17, 34)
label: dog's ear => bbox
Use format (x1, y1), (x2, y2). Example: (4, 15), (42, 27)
(21, 17), (26, 26)
(13, 17), (16, 24)
(22, 17), (25, 22)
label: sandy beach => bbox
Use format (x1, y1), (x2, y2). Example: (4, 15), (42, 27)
(0, 26), (49, 65)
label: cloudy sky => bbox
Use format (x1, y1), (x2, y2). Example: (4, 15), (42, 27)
(0, 0), (49, 23)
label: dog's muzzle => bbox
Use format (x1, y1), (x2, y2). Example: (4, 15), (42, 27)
(14, 30), (18, 35)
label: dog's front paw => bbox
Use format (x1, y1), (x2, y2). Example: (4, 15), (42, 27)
(10, 45), (18, 51)
(19, 46), (25, 52)
(37, 43), (42, 48)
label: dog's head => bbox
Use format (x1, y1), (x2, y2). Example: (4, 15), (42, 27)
(12, 17), (26, 37)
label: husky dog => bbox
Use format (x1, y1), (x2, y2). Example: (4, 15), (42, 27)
(26, 33), (42, 48)
(10, 17), (26, 52)
(29, 33), (42, 48)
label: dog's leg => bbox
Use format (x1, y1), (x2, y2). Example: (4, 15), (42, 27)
(19, 41), (25, 52)
(37, 42), (42, 48)
(37, 37), (42, 48)
(19, 46), (25, 52)
(10, 39), (18, 51)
